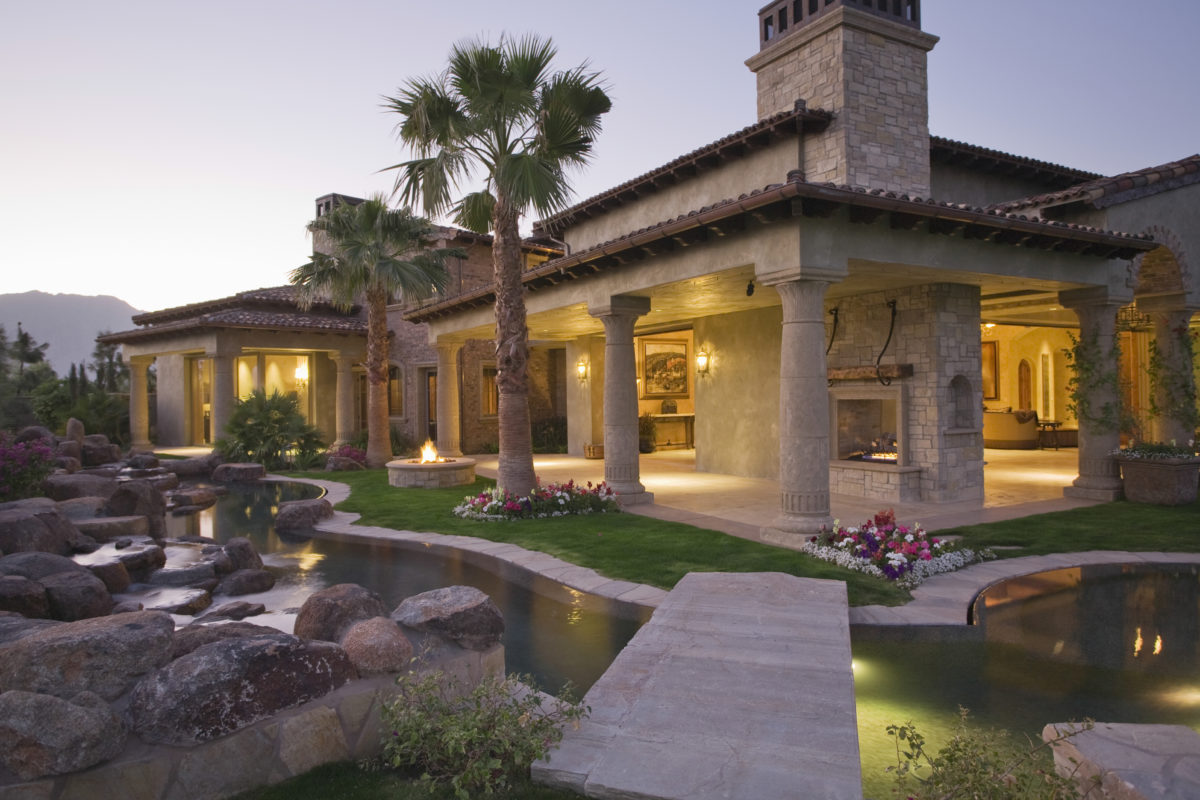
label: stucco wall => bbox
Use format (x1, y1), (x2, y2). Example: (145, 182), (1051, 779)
(155, 354), (186, 446)
(930, 162), (1068, 209)
(982, 325), (1076, 428)
(694, 306), (782, 479)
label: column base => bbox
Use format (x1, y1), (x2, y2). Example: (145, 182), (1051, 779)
(615, 489), (654, 506)
(760, 513), (834, 550)
(1063, 485), (1123, 502)
(438, 446), (464, 457)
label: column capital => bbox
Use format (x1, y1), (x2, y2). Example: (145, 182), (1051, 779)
(757, 265), (847, 287)
(1058, 285), (1133, 311)
(587, 295), (651, 319)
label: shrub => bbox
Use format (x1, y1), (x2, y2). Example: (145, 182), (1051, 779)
(327, 443), (368, 465)
(215, 389), (325, 470)
(348, 425), (419, 458)
(887, 710), (1096, 799)
(531, 416), (566, 454)
(453, 480), (619, 521)
(381, 670), (587, 799)
(0, 433), (55, 502)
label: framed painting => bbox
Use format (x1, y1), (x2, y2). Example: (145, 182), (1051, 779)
(641, 340), (690, 398)
(981, 340), (999, 400)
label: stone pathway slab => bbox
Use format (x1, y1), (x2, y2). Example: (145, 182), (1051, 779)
(534, 572), (862, 800)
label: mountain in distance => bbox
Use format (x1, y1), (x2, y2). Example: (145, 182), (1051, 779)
(0, 291), (144, 376)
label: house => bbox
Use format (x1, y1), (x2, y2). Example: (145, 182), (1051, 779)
(107, 0), (1198, 548)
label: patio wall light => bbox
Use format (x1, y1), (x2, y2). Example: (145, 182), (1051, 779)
(575, 359), (589, 381)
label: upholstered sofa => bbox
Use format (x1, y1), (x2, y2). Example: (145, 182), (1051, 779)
(983, 410), (1039, 449)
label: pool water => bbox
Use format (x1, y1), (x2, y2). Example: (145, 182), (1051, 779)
(854, 563), (1200, 797)
(164, 481), (648, 695)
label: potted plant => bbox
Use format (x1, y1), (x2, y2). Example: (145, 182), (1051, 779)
(638, 413), (657, 454)
(1111, 440), (1200, 505)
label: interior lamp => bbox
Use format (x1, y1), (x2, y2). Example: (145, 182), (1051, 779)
(696, 350), (710, 375)
(294, 362), (309, 390)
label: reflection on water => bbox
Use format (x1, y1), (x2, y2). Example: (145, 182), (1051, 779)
(165, 482), (647, 694)
(854, 564), (1200, 798)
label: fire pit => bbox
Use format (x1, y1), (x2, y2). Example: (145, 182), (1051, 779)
(386, 441), (476, 489)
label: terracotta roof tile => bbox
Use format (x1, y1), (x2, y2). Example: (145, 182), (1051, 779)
(992, 155), (1200, 212)
(929, 136), (1102, 185)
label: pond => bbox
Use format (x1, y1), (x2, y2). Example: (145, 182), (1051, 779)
(853, 563), (1200, 797)
(164, 480), (648, 696)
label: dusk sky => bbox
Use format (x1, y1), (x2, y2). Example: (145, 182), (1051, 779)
(3, 0), (1198, 313)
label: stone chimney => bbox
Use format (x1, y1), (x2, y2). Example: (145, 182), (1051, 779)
(746, 0), (938, 197)
(311, 193), (364, 257)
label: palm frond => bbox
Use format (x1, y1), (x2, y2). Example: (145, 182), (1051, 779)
(453, 191), (496, 234)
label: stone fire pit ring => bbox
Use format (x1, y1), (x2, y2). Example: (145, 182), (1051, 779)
(386, 457), (476, 489)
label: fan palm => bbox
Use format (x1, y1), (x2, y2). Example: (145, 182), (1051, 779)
(384, 33), (611, 496)
(291, 196), (460, 467)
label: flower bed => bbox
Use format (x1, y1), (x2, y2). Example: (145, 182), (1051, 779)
(802, 509), (990, 588)
(453, 480), (619, 521)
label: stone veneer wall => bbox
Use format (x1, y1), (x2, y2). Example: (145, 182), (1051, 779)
(749, 8), (936, 197)
(3, 643), (503, 800)
(386, 316), (437, 446)
(459, 343), (565, 454)
(825, 283), (983, 502)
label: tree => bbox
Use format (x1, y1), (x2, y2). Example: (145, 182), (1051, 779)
(13, 323), (50, 390)
(384, 34), (611, 496)
(91, 334), (128, 393)
(291, 196), (459, 468)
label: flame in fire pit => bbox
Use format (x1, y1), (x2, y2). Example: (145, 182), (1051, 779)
(415, 441), (448, 465)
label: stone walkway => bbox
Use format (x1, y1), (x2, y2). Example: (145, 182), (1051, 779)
(533, 572), (863, 800)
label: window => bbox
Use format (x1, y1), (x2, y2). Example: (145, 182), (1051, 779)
(388, 365), (403, 416)
(481, 365), (499, 417)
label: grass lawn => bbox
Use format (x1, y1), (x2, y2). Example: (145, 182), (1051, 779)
(286, 469), (911, 607)
(231, 761), (580, 800)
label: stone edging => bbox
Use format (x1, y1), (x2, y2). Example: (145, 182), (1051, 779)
(849, 550), (1200, 625)
(269, 476), (669, 611)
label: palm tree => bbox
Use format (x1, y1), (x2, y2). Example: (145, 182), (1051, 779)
(384, 34), (611, 496)
(291, 196), (460, 468)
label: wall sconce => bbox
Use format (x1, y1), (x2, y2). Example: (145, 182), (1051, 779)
(575, 359), (589, 381)
(696, 350), (710, 375)
(294, 362), (309, 390)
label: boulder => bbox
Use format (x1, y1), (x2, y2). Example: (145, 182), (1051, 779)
(201, 547), (234, 575)
(294, 583), (387, 643)
(275, 498), (334, 533)
(325, 456), (365, 471)
(0, 575), (49, 618)
(104, 479), (165, 537)
(81, 436), (122, 467)
(0, 610), (174, 700)
(0, 551), (89, 581)
(42, 473), (118, 502)
(15, 425), (55, 445)
(167, 487), (218, 511)
(0, 497), (56, 513)
(159, 589), (212, 616)
(55, 496), (107, 520)
(75, 514), (150, 542)
(0, 612), (60, 645)
(147, 471), (180, 491)
(64, 417), (85, 446)
(162, 453), (221, 478)
(40, 570), (113, 620)
(52, 456), (82, 473)
(0, 690), (126, 780)
(127, 453), (160, 470)
(224, 537), (263, 572)
(215, 568), (275, 596)
(114, 543), (166, 581)
(340, 616), (413, 675)
(172, 620), (283, 659)
(212, 463), (266, 483)
(76, 466), (120, 478)
(127, 635), (356, 745)
(86, 558), (132, 593)
(111, 601), (143, 614)
(392, 585), (504, 651)
(200, 600), (266, 622)
(147, 561), (216, 587)
(55, 438), (82, 461)
(0, 507), (87, 555)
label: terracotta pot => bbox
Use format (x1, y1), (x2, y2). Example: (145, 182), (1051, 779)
(1118, 458), (1200, 505)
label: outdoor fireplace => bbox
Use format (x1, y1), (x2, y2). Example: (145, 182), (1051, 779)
(830, 386), (906, 465)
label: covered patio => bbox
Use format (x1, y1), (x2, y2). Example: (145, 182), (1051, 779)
(472, 446), (1092, 541)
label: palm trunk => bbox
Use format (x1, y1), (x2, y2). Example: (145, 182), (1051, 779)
(364, 286), (393, 468)
(492, 197), (536, 496)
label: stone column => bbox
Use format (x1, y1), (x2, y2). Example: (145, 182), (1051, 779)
(1061, 288), (1128, 501)
(1139, 295), (1198, 444)
(589, 296), (653, 505)
(761, 277), (836, 542)
(332, 353), (358, 446)
(435, 341), (464, 457)
(128, 356), (153, 452)
(209, 351), (236, 445)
